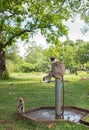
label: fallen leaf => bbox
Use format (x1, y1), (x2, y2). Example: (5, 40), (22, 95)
(47, 122), (56, 128)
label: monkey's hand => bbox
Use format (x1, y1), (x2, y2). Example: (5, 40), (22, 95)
(43, 76), (51, 83)
(43, 77), (46, 81)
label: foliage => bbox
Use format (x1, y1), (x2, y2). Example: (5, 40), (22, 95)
(63, 40), (75, 66)
(5, 43), (20, 62)
(6, 43), (24, 73)
(5, 39), (89, 73)
(86, 62), (89, 70)
(61, 40), (89, 73)
(44, 42), (62, 59)
(1, 70), (9, 79)
(1, 0), (89, 47)
(76, 41), (89, 64)
(25, 42), (43, 63)
(24, 43), (49, 72)
(21, 62), (37, 72)
(0, 0), (71, 49)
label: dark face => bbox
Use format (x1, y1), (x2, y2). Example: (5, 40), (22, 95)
(19, 100), (22, 102)
(50, 57), (55, 62)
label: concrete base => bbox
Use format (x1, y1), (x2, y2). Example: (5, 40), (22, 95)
(18, 106), (89, 126)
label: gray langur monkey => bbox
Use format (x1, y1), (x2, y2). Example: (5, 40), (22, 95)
(43, 56), (66, 82)
(17, 97), (25, 113)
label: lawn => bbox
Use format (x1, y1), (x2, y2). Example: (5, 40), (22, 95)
(0, 72), (89, 130)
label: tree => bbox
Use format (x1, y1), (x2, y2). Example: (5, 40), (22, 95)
(62, 39), (89, 73)
(24, 42), (45, 72)
(0, 0), (89, 77)
(6, 43), (23, 72)
(75, 41), (89, 64)
(25, 42), (43, 63)
(62, 40), (77, 73)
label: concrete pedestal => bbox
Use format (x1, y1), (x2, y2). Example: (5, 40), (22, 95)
(55, 78), (62, 119)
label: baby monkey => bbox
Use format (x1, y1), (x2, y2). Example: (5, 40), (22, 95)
(17, 97), (24, 113)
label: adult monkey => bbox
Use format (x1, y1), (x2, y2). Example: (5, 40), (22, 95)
(43, 56), (66, 82)
(43, 56), (66, 117)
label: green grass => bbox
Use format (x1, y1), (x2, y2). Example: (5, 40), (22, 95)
(84, 115), (89, 122)
(0, 72), (89, 130)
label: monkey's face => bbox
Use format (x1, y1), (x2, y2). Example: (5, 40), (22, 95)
(19, 100), (23, 102)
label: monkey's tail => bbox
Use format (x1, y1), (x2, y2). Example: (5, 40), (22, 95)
(61, 75), (64, 118)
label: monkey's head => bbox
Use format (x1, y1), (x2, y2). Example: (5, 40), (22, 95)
(19, 97), (24, 102)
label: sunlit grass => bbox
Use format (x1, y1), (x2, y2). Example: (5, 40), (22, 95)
(0, 72), (89, 129)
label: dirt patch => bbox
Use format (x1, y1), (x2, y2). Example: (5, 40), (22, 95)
(80, 78), (89, 80)
(0, 118), (13, 124)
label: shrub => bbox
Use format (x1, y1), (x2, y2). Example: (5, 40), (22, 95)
(21, 62), (37, 72)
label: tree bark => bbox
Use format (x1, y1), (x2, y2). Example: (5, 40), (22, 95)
(0, 29), (7, 78)
(0, 49), (6, 77)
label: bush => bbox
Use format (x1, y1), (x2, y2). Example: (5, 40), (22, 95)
(6, 60), (15, 72)
(1, 70), (10, 79)
(85, 62), (89, 73)
(86, 62), (89, 70)
(21, 62), (37, 72)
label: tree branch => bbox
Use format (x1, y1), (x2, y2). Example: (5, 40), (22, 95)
(4, 29), (32, 48)
(4, 23), (54, 48)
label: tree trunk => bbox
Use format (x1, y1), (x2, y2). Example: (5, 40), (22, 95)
(0, 49), (7, 78)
